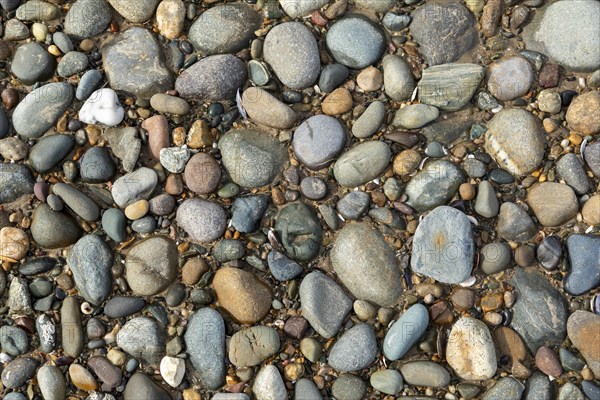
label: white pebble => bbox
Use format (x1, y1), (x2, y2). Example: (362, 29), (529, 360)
(79, 88), (125, 127)
(160, 356), (185, 387)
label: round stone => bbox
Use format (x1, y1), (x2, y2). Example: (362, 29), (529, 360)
(125, 236), (179, 295)
(566, 91), (600, 135)
(11, 42), (55, 85)
(326, 15), (386, 69)
(487, 56), (534, 101)
(527, 182), (578, 227)
(292, 115), (347, 170)
(176, 198), (227, 243)
(184, 152), (221, 194)
(446, 317), (497, 380)
(300, 176), (328, 200)
(333, 141), (391, 187)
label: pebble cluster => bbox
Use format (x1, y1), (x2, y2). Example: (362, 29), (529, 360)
(0, 0), (599, 399)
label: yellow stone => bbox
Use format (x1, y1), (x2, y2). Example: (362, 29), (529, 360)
(124, 200), (149, 220)
(183, 388), (202, 400)
(187, 120), (215, 149)
(69, 364), (98, 391)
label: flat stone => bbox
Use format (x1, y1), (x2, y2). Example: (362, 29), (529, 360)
(383, 304), (429, 360)
(15, 0), (58, 21)
(231, 195), (270, 233)
(399, 361), (451, 388)
(292, 115), (347, 170)
(333, 141), (391, 187)
(393, 104), (439, 129)
(76, 70), (103, 101)
(229, 326), (280, 367)
(64, 0), (112, 40)
(487, 57), (534, 101)
(331, 222), (402, 306)
(524, 372), (553, 400)
(585, 141), (600, 177)
(474, 180), (499, 218)
(175, 55), (246, 101)
(125, 236), (178, 295)
(352, 101), (385, 138)
(446, 317), (497, 380)
(102, 208), (127, 242)
(337, 191), (370, 220)
(61, 296), (84, 358)
(52, 183), (100, 222)
(68, 235), (113, 306)
(319, 63), (349, 93)
(1, 357), (39, 389)
(299, 271), (352, 338)
(527, 182), (578, 227)
(104, 127), (140, 171)
(104, 296), (145, 318)
(37, 365), (66, 400)
(123, 373), (171, 400)
(370, 369), (403, 395)
(405, 160), (466, 212)
(558, 383), (586, 400)
(57, 51), (89, 78)
(268, 250), (303, 281)
(294, 378), (323, 400)
(326, 14), (386, 69)
(328, 324), (378, 372)
(418, 63), (484, 111)
(564, 234), (600, 295)
(0, 163), (34, 203)
(332, 374), (366, 400)
(242, 87), (297, 129)
(556, 153), (590, 195)
(111, 167), (157, 207)
(176, 198), (227, 243)
(117, 317), (166, 363)
(382, 54), (415, 101)
(80, 147), (117, 183)
(29, 135), (74, 174)
(484, 108), (545, 176)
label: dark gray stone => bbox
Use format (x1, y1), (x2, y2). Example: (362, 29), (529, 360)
(175, 55), (246, 101)
(556, 153), (590, 194)
(0, 163), (34, 203)
(275, 202), (323, 261)
(326, 14), (386, 69)
(18, 257), (57, 275)
(80, 146), (117, 183)
(102, 208), (127, 242)
(11, 42), (55, 85)
(564, 234), (600, 295)
(64, 0), (113, 40)
(104, 296), (145, 318)
(52, 183), (100, 222)
(497, 202), (537, 242)
(31, 204), (82, 249)
(231, 195), (270, 233)
(213, 239), (245, 263)
(57, 51), (89, 78)
(483, 377), (525, 400)
(68, 234), (113, 306)
(524, 372), (554, 400)
(319, 64), (349, 93)
(337, 191), (370, 220)
(0, 326), (28, 356)
(29, 134), (74, 173)
(123, 373), (171, 400)
(76, 69), (104, 101)
(0, 357), (39, 388)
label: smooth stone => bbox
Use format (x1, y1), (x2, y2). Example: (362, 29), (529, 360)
(37, 365), (66, 400)
(300, 176), (328, 200)
(213, 239), (244, 263)
(393, 104), (439, 129)
(411, 0), (477, 65)
(53, 32), (73, 53)
(80, 146), (117, 183)
(11, 42), (55, 85)
(399, 361), (451, 388)
(19, 257), (57, 276)
(29, 135), (74, 173)
(446, 317), (497, 380)
(117, 317), (166, 363)
(104, 127), (141, 172)
(333, 141), (391, 187)
(490, 168), (514, 184)
(480, 242), (511, 274)
(131, 216), (157, 233)
(299, 271), (352, 338)
(212, 267), (272, 324)
(328, 324), (378, 372)
(57, 51), (89, 78)
(61, 296), (84, 358)
(462, 158), (487, 178)
(3, 19), (29, 41)
(352, 101), (385, 138)
(76, 70), (103, 101)
(219, 128), (287, 188)
(484, 108), (545, 176)
(294, 378), (323, 400)
(88, 356), (122, 390)
(482, 377), (525, 400)
(0, 0), (20, 10)
(64, 0), (112, 40)
(383, 12), (411, 30)
(418, 63), (484, 111)
(566, 91), (600, 135)
(188, 3), (261, 55)
(370, 370), (403, 395)
(78, 88), (125, 127)
(268, 250), (303, 281)
(159, 356), (184, 388)
(381, 54), (415, 101)
(527, 182), (578, 227)
(421, 108), (476, 145)
(487, 57), (534, 101)
(253, 365), (287, 400)
(559, 348), (586, 372)
(15, 0), (58, 20)
(111, 167), (157, 207)
(331, 222), (402, 306)
(229, 326), (280, 367)
(383, 304), (429, 360)
(104, 296), (145, 318)
(1, 357), (39, 388)
(337, 191), (370, 220)
(156, 0), (185, 39)
(31, 204), (82, 248)
(52, 183), (100, 222)
(123, 373), (171, 400)
(523, 0), (600, 71)
(0, 325), (28, 355)
(511, 268), (568, 353)
(275, 202), (323, 261)
(242, 87), (297, 129)
(319, 64), (349, 93)
(184, 308), (225, 390)
(524, 372), (553, 400)
(102, 208), (127, 242)
(150, 93), (190, 115)
(564, 234), (600, 295)
(558, 383), (586, 400)
(213, 395), (250, 400)
(326, 14), (385, 69)
(279, 0), (328, 17)
(405, 160), (466, 213)
(0, 163), (35, 203)
(497, 202), (537, 242)
(175, 55), (246, 100)
(568, 310), (600, 376)
(12, 82), (73, 139)
(107, 0), (159, 22)
(474, 181), (499, 218)
(556, 153), (590, 195)
(125, 236), (178, 295)
(102, 27), (173, 99)
(68, 235), (113, 305)
(585, 141), (600, 177)
(292, 115), (347, 170)
(231, 195), (270, 233)
(537, 89), (562, 113)
(263, 22), (320, 89)
(582, 381), (600, 400)
(176, 198), (227, 243)
(332, 374), (366, 400)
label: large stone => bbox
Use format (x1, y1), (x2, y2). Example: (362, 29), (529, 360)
(446, 317), (497, 380)
(125, 236), (178, 295)
(567, 311), (600, 377)
(331, 222), (402, 307)
(333, 141), (391, 187)
(64, 0), (113, 40)
(117, 317), (166, 363)
(382, 54), (415, 102)
(326, 14), (386, 69)
(564, 234), (600, 295)
(11, 42), (55, 85)
(484, 108), (545, 176)
(487, 56), (534, 101)
(566, 91), (600, 135)
(511, 268), (568, 353)
(523, 0), (600, 72)
(405, 160), (466, 213)
(68, 235), (113, 306)
(219, 129), (288, 188)
(328, 324), (378, 372)
(418, 63), (484, 111)
(527, 182), (578, 227)
(175, 55), (247, 101)
(279, 0), (328, 17)
(102, 27), (173, 99)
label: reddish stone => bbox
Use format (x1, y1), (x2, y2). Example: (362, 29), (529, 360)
(284, 316), (308, 339)
(141, 115), (170, 159)
(539, 64), (560, 88)
(535, 346), (562, 377)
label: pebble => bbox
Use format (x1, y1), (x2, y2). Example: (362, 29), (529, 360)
(585, 141), (600, 177)
(527, 182), (578, 227)
(117, 316), (166, 363)
(229, 326), (280, 367)
(159, 146), (190, 173)
(79, 88), (125, 126)
(68, 234), (113, 306)
(582, 381), (600, 400)
(583, 194), (600, 225)
(104, 296), (145, 318)
(150, 93), (190, 115)
(382, 12), (411, 31)
(80, 147), (117, 183)
(241, 87), (297, 129)
(418, 63), (484, 111)
(275, 202), (323, 261)
(319, 63), (349, 92)
(557, 153), (590, 195)
(497, 202), (537, 242)
(299, 271), (352, 338)
(142, 115), (169, 159)
(0, 137), (28, 161)
(279, 0), (328, 17)
(1, 357), (39, 389)
(16, 0), (59, 21)
(300, 176), (328, 200)
(393, 104), (439, 129)
(537, 89), (562, 114)
(184, 308), (225, 390)
(11, 42), (55, 85)
(482, 377), (525, 400)
(64, 0), (112, 40)
(322, 88), (353, 115)
(292, 115), (347, 170)
(487, 57), (534, 101)
(125, 236), (178, 295)
(558, 383), (586, 400)
(446, 317), (497, 380)
(57, 51), (89, 78)
(31, 203), (82, 248)
(111, 167), (158, 207)
(0, 227), (28, 262)
(332, 374), (366, 400)
(52, 183), (100, 222)
(61, 296), (84, 358)
(160, 356), (185, 387)
(253, 365), (287, 400)
(28, 135), (73, 174)
(564, 234), (600, 295)
(524, 372), (553, 400)
(102, 208), (127, 242)
(88, 356), (122, 390)
(213, 267), (271, 324)
(12, 82), (73, 139)
(399, 361), (451, 388)
(511, 268), (568, 352)
(352, 101), (385, 138)
(333, 141), (390, 187)
(124, 373), (172, 400)
(76, 70), (103, 101)
(370, 369), (403, 395)
(338, 192), (370, 220)
(108, 0), (159, 22)
(295, 378), (323, 400)
(102, 27), (173, 99)
(0, 325), (28, 355)
(383, 303), (429, 360)
(213, 239), (244, 263)
(326, 14), (386, 69)
(189, 3), (260, 55)
(535, 346), (562, 377)
(357, 67), (383, 92)
(176, 198), (227, 243)
(566, 91), (600, 135)
(328, 323), (377, 372)
(231, 195), (270, 233)
(37, 364), (66, 400)
(156, 0), (185, 39)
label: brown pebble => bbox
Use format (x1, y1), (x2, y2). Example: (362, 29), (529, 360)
(393, 149), (421, 175)
(356, 66), (383, 92)
(183, 152), (222, 195)
(187, 120), (216, 149)
(451, 287), (476, 311)
(535, 346), (562, 377)
(165, 174), (184, 195)
(582, 194), (600, 226)
(181, 257), (208, 286)
(539, 63), (560, 88)
(459, 183), (476, 200)
(141, 115), (170, 159)
(322, 88), (353, 115)
(481, 0), (503, 38)
(56, 273), (74, 290)
(1, 88), (19, 110)
(0, 40), (12, 60)
(284, 316), (308, 339)
(514, 244), (535, 267)
(79, 39), (95, 52)
(415, 282), (443, 298)
(493, 326), (527, 363)
(429, 301), (453, 325)
(481, 292), (504, 313)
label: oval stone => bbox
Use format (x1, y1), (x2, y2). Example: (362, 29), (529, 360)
(333, 141), (391, 187)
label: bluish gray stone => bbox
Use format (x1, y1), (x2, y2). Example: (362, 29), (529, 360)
(268, 250), (303, 281)
(131, 215), (157, 233)
(29, 135), (74, 173)
(405, 160), (466, 212)
(352, 101), (385, 138)
(68, 234), (113, 306)
(564, 234), (600, 295)
(213, 239), (245, 263)
(64, 0), (113, 40)
(326, 14), (386, 69)
(80, 146), (117, 183)
(0, 163), (34, 203)
(556, 153), (590, 195)
(0, 357), (39, 388)
(328, 324), (378, 372)
(57, 51), (89, 78)
(292, 115), (347, 170)
(370, 369), (403, 395)
(482, 377), (525, 400)
(11, 42), (55, 85)
(231, 195), (270, 233)
(411, 206), (474, 284)
(294, 378), (323, 400)
(337, 191), (370, 220)
(558, 383), (585, 400)
(76, 70), (104, 101)
(102, 208), (127, 242)
(399, 361), (450, 388)
(111, 167), (158, 207)
(333, 141), (391, 187)
(474, 181), (499, 218)
(12, 82), (74, 139)
(275, 202), (323, 261)
(184, 307), (225, 390)
(117, 317), (166, 363)
(0, 325), (28, 356)
(299, 271), (352, 338)
(582, 381), (600, 400)
(383, 304), (429, 360)
(319, 64), (349, 93)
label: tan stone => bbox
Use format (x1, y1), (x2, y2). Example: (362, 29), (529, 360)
(459, 182), (476, 201)
(242, 87), (297, 129)
(212, 267), (272, 324)
(356, 66), (383, 92)
(0, 227), (29, 262)
(322, 88), (353, 115)
(156, 0), (185, 39)
(527, 182), (578, 227)
(187, 120), (216, 149)
(582, 194), (600, 226)
(446, 316), (497, 380)
(124, 200), (149, 220)
(69, 364), (98, 391)
(481, 292), (504, 313)
(181, 257), (208, 285)
(567, 310), (600, 377)
(493, 326), (528, 363)
(566, 91), (600, 135)
(393, 149), (421, 175)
